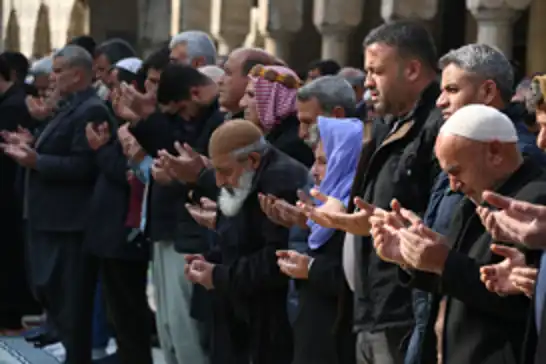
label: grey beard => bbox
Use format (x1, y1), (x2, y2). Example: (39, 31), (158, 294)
(218, 170), (255, 217)
(304, 123), (320, 148)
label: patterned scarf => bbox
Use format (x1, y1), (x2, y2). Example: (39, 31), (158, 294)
(250, 66), (299, 131)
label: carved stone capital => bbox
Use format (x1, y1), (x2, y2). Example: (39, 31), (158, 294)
(313, 0), (364, 34)
(244, 7), (265, 48)
(210, 0), (251, 49)
(179, 0), (212, 31)
(466, 0), (531, 58)
(381, 0), (438, 21)
(467, 0), (533, 14)
(257, 0), (303, 36)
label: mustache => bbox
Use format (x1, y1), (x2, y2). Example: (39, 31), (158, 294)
(222, 186), (235, 195)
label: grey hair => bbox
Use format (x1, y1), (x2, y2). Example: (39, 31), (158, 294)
(169, 30), (217, 66)
(198, 65), (225, 84)
(338, 67), (366, 88)
(297, 75), (356, 115)
(31, 56), (53, 76)
(438, 43), (514, 103)
(231, 137), (270, 160)
(525, 78), (544, 114)
(54, 45), (93, 78)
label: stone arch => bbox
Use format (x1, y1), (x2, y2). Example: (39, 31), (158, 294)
(4, 5), (21, 52)
(66, 0), (90, 42)
(32, 2), (52, 58)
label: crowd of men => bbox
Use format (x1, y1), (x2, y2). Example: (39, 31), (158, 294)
(2, 19), (546, 364)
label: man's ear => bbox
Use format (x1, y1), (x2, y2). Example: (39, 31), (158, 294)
(248, 151), (261, 169)
(191, 56), (206, 68)
(332, 106), (346, 118)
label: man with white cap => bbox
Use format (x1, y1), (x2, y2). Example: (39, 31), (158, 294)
(110, 57), (144, 90)
(368, 104), (546, 364)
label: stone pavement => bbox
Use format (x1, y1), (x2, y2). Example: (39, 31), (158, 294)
(0, 337), (166, 364)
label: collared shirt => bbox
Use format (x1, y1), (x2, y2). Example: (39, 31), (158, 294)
(129, 155), (153, 232)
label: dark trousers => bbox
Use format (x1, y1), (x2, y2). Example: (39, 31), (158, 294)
(404, 290), (432, 364)
(28, 229), (95, 364)
(356, 326), (412, 364)
(100, 257), (153, 364)
(0, 215), (40, 329)
(92, 278), (113, 349)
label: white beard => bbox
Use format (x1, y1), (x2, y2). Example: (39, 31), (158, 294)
(304, 123), (320, 148)
(218, 170), (255, 217)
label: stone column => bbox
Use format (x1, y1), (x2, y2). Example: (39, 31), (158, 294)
(244, 7), (265, 48)
(179, 0), (212, 32)
(257, 0), (303, 62)
(137, 0), (171, 57)
(526, 0), (546, 74)
(210, 0), (251, 55)
(467, 0), (532, 59)
(381, 0), (438, 22)
(313, 0), (363, 65)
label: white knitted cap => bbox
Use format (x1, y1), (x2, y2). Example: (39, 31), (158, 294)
(439, 104), (518, 143)
(115, 57), (142, 74)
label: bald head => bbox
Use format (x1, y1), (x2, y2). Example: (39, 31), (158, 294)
(230, 48), (283, 74)
(219, 48), (281, 113)
(209, 119), (266, 159)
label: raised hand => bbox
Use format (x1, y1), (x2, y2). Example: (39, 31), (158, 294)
(258, 193), (308, 229)
(368, 200), (411, 265)
(398, 224), (449, 274)
(480, 244), (530, 297)
(299, 189), (377, 236)
(85, 122), (110, 150)
(112, 88), (140, 123)
(120, 83), (156, 120)
(186, 198), (217, 230)
(276, 250), (312, 279)
(157, 142), (207, 184)
(477, 191), (546, 249)
(510, 266), (537, 298)
(0, 143), (38, 168)
(370, 223), (405, 265)
(26, 95), (53, 120)
(151, 158), (173, 184)
(0, 126), (34, 146)
(118, 125), (147, 164)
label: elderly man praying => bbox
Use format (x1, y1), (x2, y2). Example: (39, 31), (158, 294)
(185, 119), (309, 364)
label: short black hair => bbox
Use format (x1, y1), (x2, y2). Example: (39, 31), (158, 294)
(94, 38), (136, 65)
(115, 68), (139, 85)
(157, 64), (212, 104)
(0, 54), (12, 81)
(138, 47), (170, 92)
(2, 51), (29, 82)
(68, 35), (97, 56)
(142, 47), (170, 74)
(307, 59), (341, 76)
(363, 20), (437, 70)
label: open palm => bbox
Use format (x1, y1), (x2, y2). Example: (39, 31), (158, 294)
(480, 244), (526, 296)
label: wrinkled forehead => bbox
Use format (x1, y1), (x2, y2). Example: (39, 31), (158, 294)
(435, 133), (480, 166)
(211, 152), (240, 171)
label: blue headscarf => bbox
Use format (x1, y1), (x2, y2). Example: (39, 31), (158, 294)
(307, 116), (363, 250)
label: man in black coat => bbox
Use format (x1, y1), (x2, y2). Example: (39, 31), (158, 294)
(1, 45), (111, 364)
(300, 21), (443, 363)
(186, 120), (310, 364)
(370, 104), (545, 364)
(125, 63), (223, 364)
(0, 52), (37, 332)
